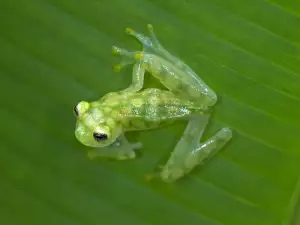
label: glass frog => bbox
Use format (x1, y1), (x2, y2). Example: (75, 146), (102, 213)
(74, 24), (232, 183)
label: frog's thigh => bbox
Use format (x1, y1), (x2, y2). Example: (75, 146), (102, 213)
(156, 64), (217, 106)
(160, 116), (232, 182)
(88, 134), (141, 160)
(160, 115), (209, 182)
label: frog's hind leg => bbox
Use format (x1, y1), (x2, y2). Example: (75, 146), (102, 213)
(125, 24), (161, 53)
(126, 24), (217, 105)
(160, 115), (232, 183)
(125, 25), (165, 57)
(126, 24), (195, 74)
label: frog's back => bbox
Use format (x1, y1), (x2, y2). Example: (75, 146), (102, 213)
(102, 88), (208, 131)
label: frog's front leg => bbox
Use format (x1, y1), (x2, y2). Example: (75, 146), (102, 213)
(87, 134), (142, 160)
(160, 115), (232, 182)
(112, 46), (145, 93)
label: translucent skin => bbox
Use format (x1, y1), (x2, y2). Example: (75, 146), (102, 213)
(74, 24), (232, 182)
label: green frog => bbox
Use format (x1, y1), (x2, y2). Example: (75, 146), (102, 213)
(74, 24), (232, 182)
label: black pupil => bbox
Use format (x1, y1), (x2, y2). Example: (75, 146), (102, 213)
(93, 132), (108, 141)
(73, 105), (79, 116)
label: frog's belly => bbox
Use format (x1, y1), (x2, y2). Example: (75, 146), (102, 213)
(122, 103), (196, 131)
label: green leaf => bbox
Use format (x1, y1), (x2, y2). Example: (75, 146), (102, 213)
(1, 0), (300, 225)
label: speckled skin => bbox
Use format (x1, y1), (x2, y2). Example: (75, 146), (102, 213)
(74, 25), (232, 182)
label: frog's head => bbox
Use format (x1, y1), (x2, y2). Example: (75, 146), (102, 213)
(73, 101), (121, 148)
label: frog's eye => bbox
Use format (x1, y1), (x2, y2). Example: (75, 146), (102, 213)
(93, 132), (108, 141)
(74, 101), (90, 117)
(73, 105), (79, 117)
